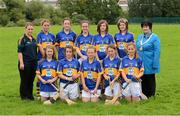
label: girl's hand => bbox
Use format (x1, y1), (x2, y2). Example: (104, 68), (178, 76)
(83, 86), (90, 92)
(133, 74), (140, 80)
(125, 78), (131, 83)
(67, 77), (73, 81)
(110, 80), (115, 88)
(72, 74), (79, 80)
(19, 62), (24, 70)
(47, 79), (54, 84)
(81, 55), (87, 60)
(92, 88), (97, 94)
(104, 75), (110, 80)
(42, 79), (47, 84)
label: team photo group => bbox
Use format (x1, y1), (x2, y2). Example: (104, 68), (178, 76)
(17, 17), (160, 105)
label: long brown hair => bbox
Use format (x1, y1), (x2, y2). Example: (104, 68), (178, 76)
(106, 44), (118, 57)
(45, 45), (56, 60)
(64, 45), (75, 57)
(80, 20), (89, 34)
(97, 20), (108, 34)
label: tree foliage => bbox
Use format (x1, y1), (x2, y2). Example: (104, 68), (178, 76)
(59, 0), (123, 24)
(128, 0), (180, 17)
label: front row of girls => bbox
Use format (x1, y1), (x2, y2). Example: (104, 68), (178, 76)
(36, 43), (144, 103)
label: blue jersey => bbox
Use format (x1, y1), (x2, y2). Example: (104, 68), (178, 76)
(75, 34), (94, 57)
(136, 33), (160, 74)
(114, 32), (134, 58)
(81, 58), (103, 90)
(93, 33), (115, 60)
(36, 59), (58, 92)
(57, 58), (80, 84)
(102, 56), (121, 87)
(120, 56), (144, 80)
(56, 30), (76, 60)
(37, 31), (56, 60)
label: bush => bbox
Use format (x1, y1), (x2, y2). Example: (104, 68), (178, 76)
(71, 14), (88, 24)
(51, 8), (69, 25)
(32, 19), (42, 26)
(6, 21), (17, 27)
(0, 14), (10, 26)
(16, 19), (26, 27)
(51, 16), (63, 25)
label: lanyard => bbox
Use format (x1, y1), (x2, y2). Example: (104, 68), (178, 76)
(140, 33), (153, 46)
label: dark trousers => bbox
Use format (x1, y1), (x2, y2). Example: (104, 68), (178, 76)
(18, 62), (36, 100)
(141, 74), (156, 98)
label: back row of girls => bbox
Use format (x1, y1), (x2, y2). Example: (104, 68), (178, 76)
(37, 17), (134, 62)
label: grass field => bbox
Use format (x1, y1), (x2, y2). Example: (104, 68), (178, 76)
(0, 24), (180, 115)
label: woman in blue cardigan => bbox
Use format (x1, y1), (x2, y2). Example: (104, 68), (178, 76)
(136, 21), (160, 98)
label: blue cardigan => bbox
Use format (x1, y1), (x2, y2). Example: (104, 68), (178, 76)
(136, 32), (160, 74)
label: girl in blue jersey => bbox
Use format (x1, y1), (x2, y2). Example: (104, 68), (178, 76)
(114, 18), (134, 59)
(36, 45), (58, 102)
(120, 43), (144, 102)
(81, 46), (103, 102)
(75, 20), (94, 64)
(37, 19), (56, 60)
(36, 19), (56, 99)
(103, 45), (121, 101)
(56, 17), (76, 60)
(93, 20), (115, 61)
(58, 45), (80, 102)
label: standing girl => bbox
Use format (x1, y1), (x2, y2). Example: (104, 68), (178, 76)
(81, 46), (103, 102)
(37, 19), (56, 60)
(75, 20), (94, 63)
(36, 45), (58, 102)
(120, 43), (144, 102)
(114, 18), (134, 59)
(93, 20), (115, 61)
(56, 18), (76, 60)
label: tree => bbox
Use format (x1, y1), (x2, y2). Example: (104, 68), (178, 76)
(128, 0), (180, 17)
(2, 0), (25, 23)
(58, 0), (123, 24)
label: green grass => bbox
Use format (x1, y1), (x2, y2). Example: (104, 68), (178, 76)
(0, 24), (180, 115)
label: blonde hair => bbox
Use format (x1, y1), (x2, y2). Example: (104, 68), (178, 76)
(25, 22), (33, 28)
(126, 42), (139, 59)
(45, 45), (56, 60)
(117, 18), (128, 32)
(40, 19), (50, 26)
(86, 45), (96, 52)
